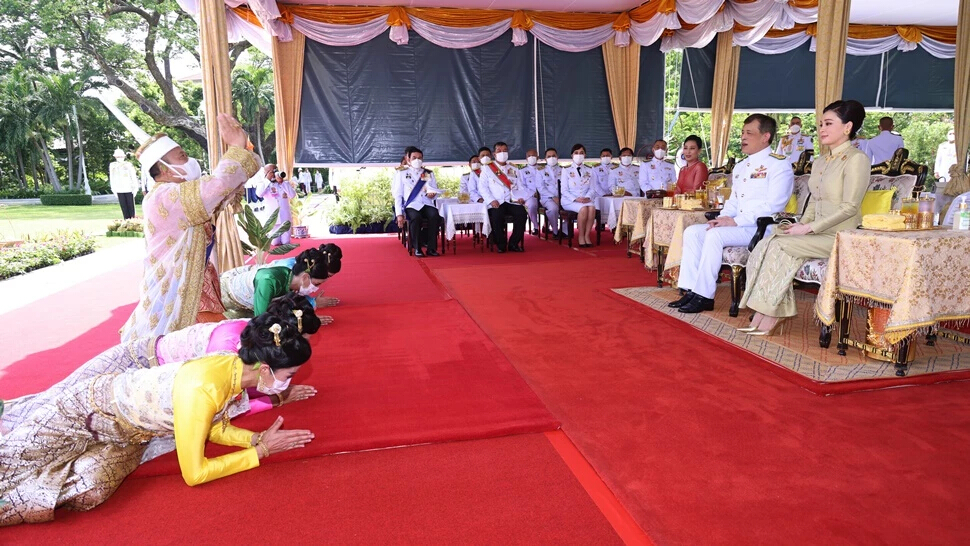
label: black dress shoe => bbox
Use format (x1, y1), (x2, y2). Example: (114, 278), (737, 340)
(496, 248), (506, 254)
(678, 295), (715, 313)
(667, 291), (695, 308)
(426, 249), (440, 257)
(413, 249), (425, 257)
(509, 245), (524, 253)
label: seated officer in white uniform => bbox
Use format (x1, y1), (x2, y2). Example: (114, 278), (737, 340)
(459, 155), (483, 202)
(518, 148), (543, 234)
(560, 144), (597, 248)
(774, 116), (813, 165)
(607, 147), (640, 196)
(592, 148), (615, 200)
(392, 146), (441, 257)
(478, 142), (528, 253)
(537, 148), (562, 238)
(639, 139), (677, 193)
(867, 117), (905, 165)
(671, 114), (794, 314)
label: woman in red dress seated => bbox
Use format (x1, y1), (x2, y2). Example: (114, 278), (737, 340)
(677, 135), (709, 194)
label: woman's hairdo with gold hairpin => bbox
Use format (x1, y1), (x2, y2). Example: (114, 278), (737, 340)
(292, 309), (304, 333)
(269, 323), (282, 347)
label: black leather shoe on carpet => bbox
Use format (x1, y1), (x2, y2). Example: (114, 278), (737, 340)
(426, 249), (440, 257)
(667, 291), (695, 308)
(496, 248), (506, 254)
(678, 295), (715, 313)
(413, 250), (425, 257)
(509, 246), (524, 253)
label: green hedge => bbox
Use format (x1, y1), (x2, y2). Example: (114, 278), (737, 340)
(105, 231), (144, 238)
(39, 194), (93, 206)
(0, 231), (98, 280)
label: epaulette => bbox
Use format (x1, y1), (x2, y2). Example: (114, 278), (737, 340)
(395, 166), (407, 171)
(537, 165), (546, 170)
(423, 168), (433, 174)
(769, 153), (787, 160)
(610, 165), (619, 170)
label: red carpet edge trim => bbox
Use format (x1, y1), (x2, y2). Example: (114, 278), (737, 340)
(545, 430), (656, 546)
(416, 258), (454, 300)
(599, 287), (970, 396)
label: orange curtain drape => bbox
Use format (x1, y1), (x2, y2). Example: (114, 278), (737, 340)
(814, 0), (851, 154)
(272, 29), (306, 178)
(602, 40), (641, 151)
(710, 31), (740, 167)
(943, 0), (970, 204)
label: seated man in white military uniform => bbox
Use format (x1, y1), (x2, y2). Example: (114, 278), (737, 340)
(478, 142), (528, 253)
(607, 147), (640, 196)
(671, 114), (795, 314)
(774, 116), (814, 165)
(392, 146), (441, 257)
(517, 148), (543, 234)
(459, 155), (483, 203)
(592, 148), (615, 200)
(536, 147), (563, 238)
(639, 139), (677, 193)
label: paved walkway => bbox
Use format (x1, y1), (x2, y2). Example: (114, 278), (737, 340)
(0, 239), (144, 316)
(0, 195), (121, 206)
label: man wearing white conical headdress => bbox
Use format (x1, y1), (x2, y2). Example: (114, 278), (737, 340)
(120, 114), (261, 343)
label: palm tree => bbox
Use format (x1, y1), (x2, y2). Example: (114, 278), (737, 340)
(232, 64), (274, 162)
(34, 70), (99, 191)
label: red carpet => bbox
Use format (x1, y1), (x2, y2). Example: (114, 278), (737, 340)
(2, 434), (622, 545)
(434, 255), (970, 545)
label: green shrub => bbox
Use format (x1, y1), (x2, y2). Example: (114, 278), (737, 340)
(326, 168), (396, 231)
(39, 193), (93, 206)
(0, 187), (53, 199)
(0, 231), (97, 279)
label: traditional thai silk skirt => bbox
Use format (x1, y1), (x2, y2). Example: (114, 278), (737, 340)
(0, 373), (161, 526)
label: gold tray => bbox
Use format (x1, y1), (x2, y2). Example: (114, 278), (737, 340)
(858, 225), (947, 232)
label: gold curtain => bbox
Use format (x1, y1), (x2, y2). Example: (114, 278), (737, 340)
(272, 30), (306, 177)
(199, 0), (244, 274)
(602, 40), (641, 151)
(710, 31), (740, 167)
(814, 0), (851, 153)
(944, 0), (970, 201)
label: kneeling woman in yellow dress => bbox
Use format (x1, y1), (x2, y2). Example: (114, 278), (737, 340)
(0, 316), (313, 526)
(740, 100), (870, 335)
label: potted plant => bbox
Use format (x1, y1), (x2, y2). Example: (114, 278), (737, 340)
(237, 203), (299, 265)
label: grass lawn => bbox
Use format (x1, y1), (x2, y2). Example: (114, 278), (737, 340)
(0, 203), (143, 246)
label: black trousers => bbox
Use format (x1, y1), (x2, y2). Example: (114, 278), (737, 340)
(118, 192), (135, 219)
(487, 202), (527, 251)
(406, 205), (440, 252)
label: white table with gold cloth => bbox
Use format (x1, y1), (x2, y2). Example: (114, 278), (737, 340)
(815, 227), (970, 375)
(435, 198), (491, 252)
(641, 208), (711, 288)
(616, 198), (664, 256)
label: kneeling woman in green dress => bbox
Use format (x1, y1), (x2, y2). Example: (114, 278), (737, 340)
(740, 100), (870, 336)
(221, 248), (334, 316)
(0, 316), (313, 526)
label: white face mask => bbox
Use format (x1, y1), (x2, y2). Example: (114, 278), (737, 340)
(411, 159), (423, 170)
(620, 156), (633, 166)
(572, 154), (585, 165)
(653, 149), (666, 160)
(600, 157), (611, 166)
(162, 157), (202, 181)
(471, 162), (481, 170)
(526, 156), (537, 166)
(257, 368), (292, 395)
(546, 157), (558, 166)
(480, 156), (492, 165)
(495, 151), (509, 163)
(790, 125), (801, 134)
(298, 276), (318, 296)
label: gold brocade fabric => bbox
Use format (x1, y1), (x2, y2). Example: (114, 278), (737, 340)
(616, 198), (661, 244)
(816, 229), (970, 345)
(641, 208), (709, 270)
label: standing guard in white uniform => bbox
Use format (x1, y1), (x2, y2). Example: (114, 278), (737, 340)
(478, 142), (528, 253)
(459, 155), (483, 203)
(671, 114), (795, 314)
(517, 149), (543, 234)
(608, 147), (640, 196)
(639, 140), (677, 193)
(774, 116), (814, 166)
(536, 148), (563, 238)
(392, 146), (441, 257)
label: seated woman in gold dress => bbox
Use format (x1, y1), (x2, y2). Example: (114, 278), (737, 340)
(739, 100), (870, 336)
(0, 316), (314, 526)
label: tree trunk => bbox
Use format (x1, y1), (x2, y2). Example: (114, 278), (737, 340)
(15, 148), (27, 188)
(255, 118), (264, 163)
(64, 125), (75, 190)
(37, 137), (62, 192)
(74, 107), (89, 194)
(29, 147), (40, 191)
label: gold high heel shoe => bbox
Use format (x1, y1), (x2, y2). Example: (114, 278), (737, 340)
(746, 317), (790, 337)
(736, 325), (759, 333)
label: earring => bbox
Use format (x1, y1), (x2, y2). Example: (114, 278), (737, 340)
(844, 129), (850, 135)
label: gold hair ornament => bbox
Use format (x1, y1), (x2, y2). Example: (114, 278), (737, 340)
(293, 309), (304, 333)
(269, 323), (282, 347)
